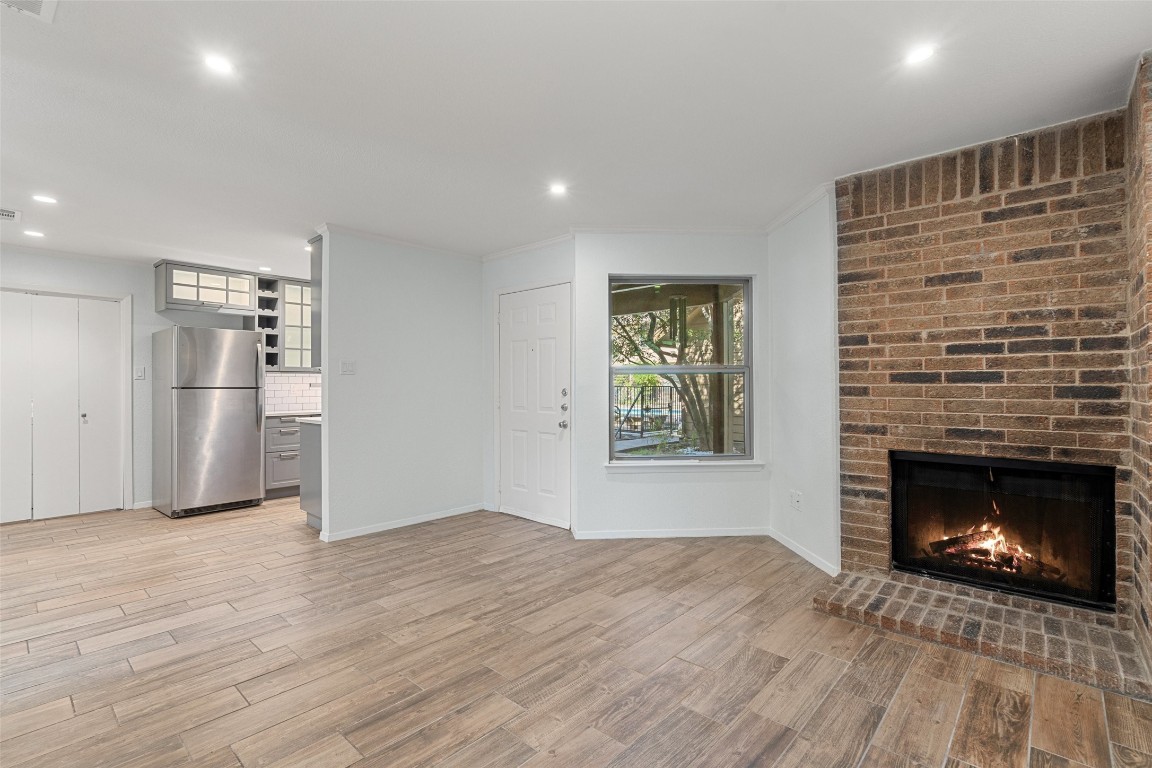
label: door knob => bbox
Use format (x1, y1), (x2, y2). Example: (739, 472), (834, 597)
(558, 420), (568, 429)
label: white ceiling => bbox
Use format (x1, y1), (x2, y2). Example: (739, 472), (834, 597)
(2, 2), (1150, 277)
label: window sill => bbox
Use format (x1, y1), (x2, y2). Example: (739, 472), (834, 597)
(604, 460), (767, 474)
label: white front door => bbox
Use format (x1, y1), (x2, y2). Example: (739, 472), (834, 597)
(499, 284), (571, 529)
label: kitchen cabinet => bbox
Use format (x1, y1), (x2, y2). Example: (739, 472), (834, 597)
(243, 276), (316, 371)
(263, 413), (318, 494)
(155, 261), (256, 313)
(280, 281), (314, 370)
(266, 451), (301, 490)
(299, 418), (321, 529)
(309, 234), (322, 367)
(253, 275), (282, 370)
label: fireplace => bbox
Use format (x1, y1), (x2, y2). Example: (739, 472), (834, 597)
(891, 451), (1116, 612)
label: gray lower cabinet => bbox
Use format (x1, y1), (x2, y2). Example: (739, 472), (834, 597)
(266, 451), (301, 489)
(264, 414), (318, 492)
(300, 420), (321, 530)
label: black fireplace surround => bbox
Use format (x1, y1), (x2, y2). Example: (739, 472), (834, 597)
(891, 451), (1116, 612)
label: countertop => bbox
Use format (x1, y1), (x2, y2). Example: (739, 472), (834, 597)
(266, 410), (322, 418)
(298, 417), (322, 425)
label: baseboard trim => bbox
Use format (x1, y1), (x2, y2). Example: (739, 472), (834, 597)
(572, 526), (771, 540)
(768, 527), (840, 576)
(498, 506), (569, 530)
(133, 500), (154, 510)
(319, 504), (481, 542)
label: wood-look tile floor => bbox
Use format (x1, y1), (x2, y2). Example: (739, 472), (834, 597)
(2, 500), (1150, 768)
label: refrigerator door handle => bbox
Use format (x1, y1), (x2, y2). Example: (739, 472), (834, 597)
(256, 340), (265, 431)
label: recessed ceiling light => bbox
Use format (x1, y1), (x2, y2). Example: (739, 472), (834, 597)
(32, 195), (57, 204)
(204, 55), (234, 75)
(905, 44), (936, 65)
(549, 183), (568, 196)
(259, 266), (272, 272)
(24, 230), (44, 237)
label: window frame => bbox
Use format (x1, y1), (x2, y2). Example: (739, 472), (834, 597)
(608, 275), (753, 463)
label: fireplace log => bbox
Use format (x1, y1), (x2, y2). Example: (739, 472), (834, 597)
(929, 531), (998, 555)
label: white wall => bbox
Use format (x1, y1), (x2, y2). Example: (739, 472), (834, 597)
(480, 236), (575, 508)
(765, 190), (841, 574)
(570, 232), (772, 537)
(320, 226), (484, 541)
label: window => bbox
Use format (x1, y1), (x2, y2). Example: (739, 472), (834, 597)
(610, 278), (751, 460)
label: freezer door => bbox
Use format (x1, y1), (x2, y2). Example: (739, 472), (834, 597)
(175, 327), (262, 388)
(174, 388), (264, 511)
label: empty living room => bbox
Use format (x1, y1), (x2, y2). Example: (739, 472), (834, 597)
(1, 2), (1151, 767)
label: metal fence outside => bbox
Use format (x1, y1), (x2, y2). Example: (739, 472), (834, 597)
(612, 385), (682, 439)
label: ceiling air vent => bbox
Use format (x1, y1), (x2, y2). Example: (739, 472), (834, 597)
(1, 0), (57, 22)
(0, 209), (24, 224)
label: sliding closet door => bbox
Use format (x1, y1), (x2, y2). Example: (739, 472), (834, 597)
(79, 298), (123, 513)
(1, 291), (33, 522)
(31, 295), (80, 519)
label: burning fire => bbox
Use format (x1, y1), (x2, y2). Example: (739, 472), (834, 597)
(924, 473), (1065, 582)
(932, 500), (1045, 574)
(942, 522), (1035, 569)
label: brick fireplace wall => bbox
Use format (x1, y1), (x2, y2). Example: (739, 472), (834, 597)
(833, 110), (1137, 624)
(1127, 55), (1152, 662)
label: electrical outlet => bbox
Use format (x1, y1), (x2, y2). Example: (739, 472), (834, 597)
(789, 490), (803, 511)
(339, 360), (356, 375)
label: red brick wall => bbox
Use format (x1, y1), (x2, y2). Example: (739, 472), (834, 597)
(1127, 56), (1152, 661)
(834, 110), (1136, 623)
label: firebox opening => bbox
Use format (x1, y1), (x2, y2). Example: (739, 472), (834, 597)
(890, 451), (1116, 612)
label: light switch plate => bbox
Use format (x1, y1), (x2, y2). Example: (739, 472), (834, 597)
(339, 360), (356, 375)
(133, 366), (146, 380)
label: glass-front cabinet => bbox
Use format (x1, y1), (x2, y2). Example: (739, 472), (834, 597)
(281, 281), (314, 370)
(156, 262), (256, 313)
(156, 260), (315, 372)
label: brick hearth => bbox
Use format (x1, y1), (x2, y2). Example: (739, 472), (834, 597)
(818, 53), (1152, 687)
(813, 573), (1151, 701)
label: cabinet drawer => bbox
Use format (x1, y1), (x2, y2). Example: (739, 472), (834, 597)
(266, 425), (302, 451)
(266, 452), (301, 489)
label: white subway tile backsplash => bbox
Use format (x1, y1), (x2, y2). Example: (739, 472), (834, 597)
(266, 372), (321, 413)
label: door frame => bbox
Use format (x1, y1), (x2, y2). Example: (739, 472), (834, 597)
(493, 280), (574, 530)
(0, 285), (134, 512)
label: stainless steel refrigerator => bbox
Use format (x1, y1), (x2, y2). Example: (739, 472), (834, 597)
(152, 327), (264, 518)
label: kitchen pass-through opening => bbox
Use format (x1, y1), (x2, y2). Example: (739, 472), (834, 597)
(890, 451), (1116, 612)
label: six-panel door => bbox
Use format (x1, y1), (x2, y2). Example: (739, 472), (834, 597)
(499, 284), (572, 529)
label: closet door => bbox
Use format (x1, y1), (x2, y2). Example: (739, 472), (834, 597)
(31, 295), (80, 519)
(79, 298), (123, 513)
(1, 292), (33, 522)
